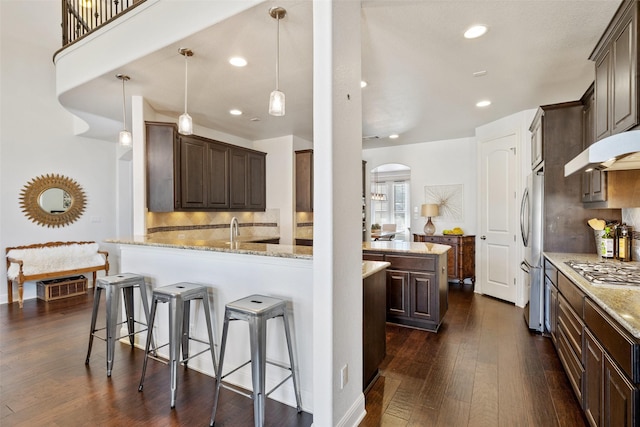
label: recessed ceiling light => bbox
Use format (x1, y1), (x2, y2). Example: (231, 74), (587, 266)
(472, 70), (487, 77)
(389, 134), (399, 139)
(229, 57), (247, 67)
(250, 117), (261, 122)
(476, 100), (491, 107)
(361, 81), (368, 88)
(229, 109), (243, 116)
(464, 25), (488, 39)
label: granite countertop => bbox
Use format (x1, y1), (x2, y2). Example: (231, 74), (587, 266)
(363, 240), (451, 255)
(544, 252), (640, 339)
(106, 235), (313, 260)
(362, 261), (390, 279)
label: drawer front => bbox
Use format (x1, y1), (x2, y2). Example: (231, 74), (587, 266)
(584, 299), (638, 382)
(557, 325), (585, 401)
(385, 255), (436, 272)
(544, 258), (558, 286)
(558, 294), (584, 360)
(558, 273), (584, 317)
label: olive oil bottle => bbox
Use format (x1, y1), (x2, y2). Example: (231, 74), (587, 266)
(618, 224), (632, 262)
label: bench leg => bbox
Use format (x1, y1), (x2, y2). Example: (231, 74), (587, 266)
(7, 280), (13, 305)
(18, 282), (24, 308)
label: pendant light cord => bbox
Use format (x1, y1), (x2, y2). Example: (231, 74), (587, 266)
(121, 77), (127, 131)
(184, 52), (189, 114)
(275, 15), (280, 91)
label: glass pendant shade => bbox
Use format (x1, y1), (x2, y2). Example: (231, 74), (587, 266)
(119, 130), (132, 147)
(269, 90), (285, 116)
(178, 113), (193, 135)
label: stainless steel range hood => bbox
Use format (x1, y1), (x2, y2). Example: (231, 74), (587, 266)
(564, 130), (640, 177)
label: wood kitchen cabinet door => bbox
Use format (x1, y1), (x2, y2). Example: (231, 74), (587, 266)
(592, 1), (639, 141)
(604, 353), (637, 427)
(585, 329), (604, 427)
(247, 151), (266, 210)
(206, 141), (229, 209)
(408, 271), (436, 321)
(295, 149), (313, 212)
(180, 135), (208, 209)
(386, 269), (409, 319)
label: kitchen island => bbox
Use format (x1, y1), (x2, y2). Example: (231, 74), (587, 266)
(106, 236), (313, 412)
(363, 241), (450, 332)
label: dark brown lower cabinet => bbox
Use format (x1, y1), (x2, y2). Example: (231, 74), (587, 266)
(363, 266), (387, 392)
(365, 250), (448, 332)
(604, 353), (636, 427)
(546, 256), (639, 427)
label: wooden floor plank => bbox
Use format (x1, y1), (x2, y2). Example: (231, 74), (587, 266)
(363, 284), (586, 427)
(0, 294), (312, 427)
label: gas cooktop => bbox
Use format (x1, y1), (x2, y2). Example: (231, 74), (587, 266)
(565, 260), (640, 288)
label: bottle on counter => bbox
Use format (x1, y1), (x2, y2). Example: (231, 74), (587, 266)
(618, 224), (632, 262)
(601, 226), (615, 259)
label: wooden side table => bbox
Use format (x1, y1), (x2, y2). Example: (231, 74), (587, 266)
(413, 234), (475, 284)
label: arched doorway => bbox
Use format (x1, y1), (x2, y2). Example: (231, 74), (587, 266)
(370, 163), (411, 241)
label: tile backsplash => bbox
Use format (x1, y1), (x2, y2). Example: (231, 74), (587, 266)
(622, 207), (640, 261)
(146, 209), (280, 240)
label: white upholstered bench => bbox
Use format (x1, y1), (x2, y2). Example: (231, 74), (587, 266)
(6, 241), (109, 308)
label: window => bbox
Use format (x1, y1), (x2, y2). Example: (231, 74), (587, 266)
(371, 176), (411, 239)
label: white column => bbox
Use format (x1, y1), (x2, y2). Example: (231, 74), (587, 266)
(313, 0), (365, 425)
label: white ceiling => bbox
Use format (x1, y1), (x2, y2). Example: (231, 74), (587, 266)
(60, 0), (622, 149)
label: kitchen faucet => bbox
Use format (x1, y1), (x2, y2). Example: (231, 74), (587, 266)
(230, 217), (240, 243)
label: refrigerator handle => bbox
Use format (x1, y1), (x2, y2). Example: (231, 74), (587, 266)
(520, 260), (532, 273)
(520, 187), (529, 247)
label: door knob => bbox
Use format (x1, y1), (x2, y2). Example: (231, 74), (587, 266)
(480, 236), (486, 240)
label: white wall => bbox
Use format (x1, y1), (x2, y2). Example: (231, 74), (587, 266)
(0, 1), (118, 305)
(363, 137), (478, 237)
(254, 135), (297, 245)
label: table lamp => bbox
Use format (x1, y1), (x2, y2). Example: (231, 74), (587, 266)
(421, 203), (439, 235)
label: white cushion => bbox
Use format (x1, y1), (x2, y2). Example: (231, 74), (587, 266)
(6, 243), (106, 280)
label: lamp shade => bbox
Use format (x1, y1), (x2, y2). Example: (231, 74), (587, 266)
(421, 204), (439, 217)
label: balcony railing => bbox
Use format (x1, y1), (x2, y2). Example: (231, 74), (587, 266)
(61, 0), (145, 47)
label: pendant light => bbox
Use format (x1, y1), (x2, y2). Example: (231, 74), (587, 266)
(116, 74), (132, 147)
(178, 47), (194, 135)
(268, 7), (286, 116)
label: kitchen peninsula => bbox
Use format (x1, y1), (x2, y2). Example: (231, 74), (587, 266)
(106, 236), (313, 412)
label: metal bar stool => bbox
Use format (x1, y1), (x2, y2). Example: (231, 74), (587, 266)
(138, 282), (217, 409)
(210, 294), (302, 427)
(85, 273), (151, 377)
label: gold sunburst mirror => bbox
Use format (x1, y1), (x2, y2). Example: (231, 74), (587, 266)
(19, 174), (87, 228)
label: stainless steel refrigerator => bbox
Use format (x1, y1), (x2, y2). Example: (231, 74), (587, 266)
(520, 165), (544, 332)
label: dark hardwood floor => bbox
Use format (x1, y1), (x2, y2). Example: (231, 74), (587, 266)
(0, 292), (312, 427)
(361, 283), (588, 427)
(1, 283), (587, 427)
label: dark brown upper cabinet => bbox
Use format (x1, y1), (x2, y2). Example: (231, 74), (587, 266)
(146, 121), (265, 212)
(295, 149), (313, 212)
(591, 0), (639, 141)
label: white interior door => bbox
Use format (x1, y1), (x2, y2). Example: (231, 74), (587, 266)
(478, 134), (518, 303)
